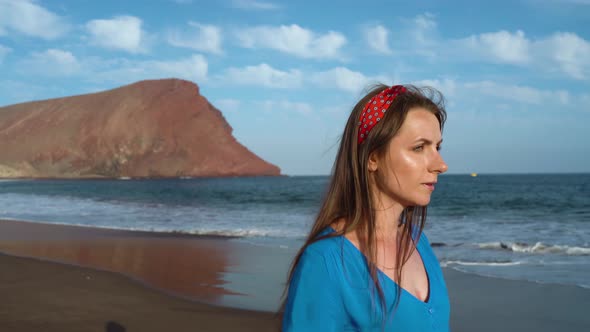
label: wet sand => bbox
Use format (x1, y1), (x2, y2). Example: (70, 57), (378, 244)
(445, 268), (590, 331)
(0, 253), (279, 332)
(0, 219), (588, 331)
(0, 219), (243, 303)
(0, 219), (280, 331)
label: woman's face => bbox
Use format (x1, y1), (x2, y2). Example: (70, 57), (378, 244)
(369, 107), (448, 207)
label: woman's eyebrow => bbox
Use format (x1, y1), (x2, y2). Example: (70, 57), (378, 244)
(413, 138), (443, 145)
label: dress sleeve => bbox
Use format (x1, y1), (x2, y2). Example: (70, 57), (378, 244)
(282, 248), (345, 332)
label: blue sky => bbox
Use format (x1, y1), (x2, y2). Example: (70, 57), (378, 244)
(0, 0), (589, 175)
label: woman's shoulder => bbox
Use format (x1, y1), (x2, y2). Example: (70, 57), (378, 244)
(295, 227), (349, 281)
(303, 226), (344, 258)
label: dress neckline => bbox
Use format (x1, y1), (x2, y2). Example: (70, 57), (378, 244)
(325, 226), (432, 305)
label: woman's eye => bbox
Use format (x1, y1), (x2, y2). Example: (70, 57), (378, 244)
(436, 145), (442, 151)
(413, 145), (424, 152)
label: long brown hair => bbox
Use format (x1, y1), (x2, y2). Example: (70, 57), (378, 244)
(279, 84), (446, 324)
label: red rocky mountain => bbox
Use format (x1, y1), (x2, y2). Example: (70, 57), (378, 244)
(0, 79), (280, 178)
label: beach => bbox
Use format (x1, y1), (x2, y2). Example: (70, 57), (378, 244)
(0, 219), (589, 331)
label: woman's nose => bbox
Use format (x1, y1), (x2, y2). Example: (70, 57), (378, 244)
(431, 152), (448, 174)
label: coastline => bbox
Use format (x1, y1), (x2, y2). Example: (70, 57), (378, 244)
(0, 219), (588, 331)
(0, 253), (279, 332)
(0, 173), (287, 180)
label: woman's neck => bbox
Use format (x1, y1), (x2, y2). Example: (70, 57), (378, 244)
(372, 198), (405, 241)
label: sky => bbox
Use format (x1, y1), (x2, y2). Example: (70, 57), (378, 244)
(0, 0), (589, 175)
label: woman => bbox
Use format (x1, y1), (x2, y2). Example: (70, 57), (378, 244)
(281, 84), (450, 331)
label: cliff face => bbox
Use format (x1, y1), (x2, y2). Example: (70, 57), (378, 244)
(0, 79), (281, 178)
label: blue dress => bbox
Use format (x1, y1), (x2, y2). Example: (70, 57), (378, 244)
(283, 227), (450, 331)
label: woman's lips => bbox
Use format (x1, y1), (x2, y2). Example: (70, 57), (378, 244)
(423, 182), (436, 191)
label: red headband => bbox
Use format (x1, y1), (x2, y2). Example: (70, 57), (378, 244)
(358, 85), (407, 144)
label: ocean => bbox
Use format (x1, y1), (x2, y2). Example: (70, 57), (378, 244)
(0, 174), (589, 293)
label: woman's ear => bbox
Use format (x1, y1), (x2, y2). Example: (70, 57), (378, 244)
(368, 152), (379, 172)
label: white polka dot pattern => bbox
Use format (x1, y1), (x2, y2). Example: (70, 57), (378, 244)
(357, 85), (407, 144)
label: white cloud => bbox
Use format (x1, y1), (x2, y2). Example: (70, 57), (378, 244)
(557, 90), (571, 104)
(455, 30), (531, 65)
(310, 67), (369, 92)
(86, 16), (147, 53)
(414, 12), (437, 30)
(214, 98), (312, 116)
(257, 100), (313, 115)
(463, 81), (571, 105)
(150, 55), (208, 81)
(454, 30), (590, 79)
(167, 22), (223, 54)
(221, 63), (303, 88)
(218, 64), (394, 93)
(465, 81), (543, 104)
(230, 0), (280, 10)
(0, 0), (69, 39)
(534, 32), (590, 80)
(407, 13), (589, 80)
(214, 99), (241, 112)
(235, 24), (346, 59)
(396, 13), (439, 58)
(18, 51), (208, 84)
(365, 25), (391, 54)
(0, 44), (11, 62)
(19, 49), (81, 76)
(310, 67), (391, 93)
(456, 30), (590, 79)
(88, 54), (208, 84)
(412, 13), (437, 46)
(0, 80), (66, 106)
(412, 79), (458, 98)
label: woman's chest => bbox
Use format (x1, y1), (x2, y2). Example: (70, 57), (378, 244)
(337, 250), (450, 331)
(380, 247), (430, 303)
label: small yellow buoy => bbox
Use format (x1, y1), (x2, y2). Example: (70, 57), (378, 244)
(471, 173), (478, 177)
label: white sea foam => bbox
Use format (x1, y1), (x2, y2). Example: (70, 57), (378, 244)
(183, 228), (279, 237)
(441, 260), (523, 267)
(72, 223), (297, 238)
(476, 241), (590, 256)
(0, 192), (309, 239)
(0, 218), (299, 239)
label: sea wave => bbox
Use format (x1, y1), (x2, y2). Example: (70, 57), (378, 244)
(108, 225), (294, 238)
(180, 228), (281, 238)
(0, 219), (297, 239)
(476, 241), (590, 256)
(441, 260), (523, 267)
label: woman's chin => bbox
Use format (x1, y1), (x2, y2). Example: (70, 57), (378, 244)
(411, 197), (431, 207)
